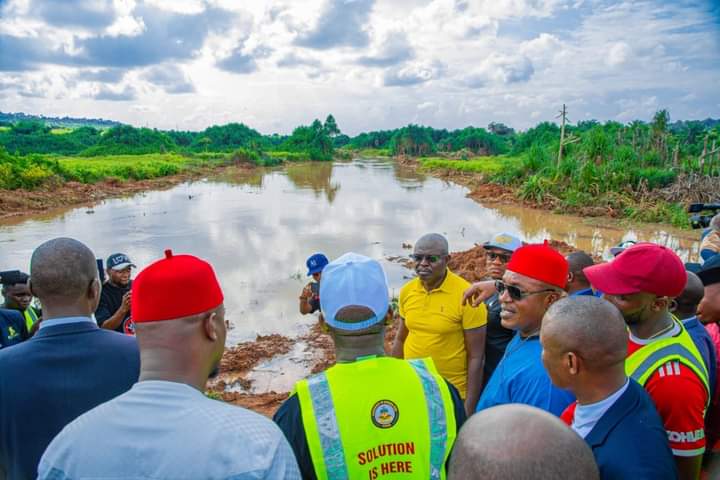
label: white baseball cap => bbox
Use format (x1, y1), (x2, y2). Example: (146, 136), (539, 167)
(320, 252), (390, 332)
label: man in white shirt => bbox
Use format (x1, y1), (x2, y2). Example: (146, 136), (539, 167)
(39, 249), (300, 479)
(541, 296), (676, 479)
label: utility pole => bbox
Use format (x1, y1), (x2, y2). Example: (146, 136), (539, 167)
(557, 104), (567, 168)
(555, 104), (580, 171)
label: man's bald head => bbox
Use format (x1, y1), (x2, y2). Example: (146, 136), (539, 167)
(674, 271), (704, 319)
(415, 233), (449, 255)
(449, 404), (598, 480)
(30, 237), (98, 302)
(566, 251), (594, 291)
(542, 296), (627, 371)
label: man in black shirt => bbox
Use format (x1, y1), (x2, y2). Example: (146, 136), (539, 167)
(482, 233), (522, 385)
(95, 253), (136, 335)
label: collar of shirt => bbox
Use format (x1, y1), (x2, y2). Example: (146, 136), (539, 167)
(628, 318), (681, 345)
(39, 316), (96, 330)
(413, 268), (452, 294)
(681, 315), (698, 326)
(572, 378), (630, 438)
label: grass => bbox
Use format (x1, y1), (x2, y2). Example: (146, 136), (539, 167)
(353, 148), (391, 157)
(420, 155), (515, 175)
(56, 153), (213, 183)
(49, 127), (73, 135)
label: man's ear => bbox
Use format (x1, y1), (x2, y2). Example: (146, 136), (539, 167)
(653, 296), (671, 312)
(203, 311), (218, 342)
(88, 277), (100, 301)
(567, 352), (580, 375)
(28, 279), (35, 297)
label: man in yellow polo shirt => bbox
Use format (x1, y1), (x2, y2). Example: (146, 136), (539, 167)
(392, 233), (487, 415)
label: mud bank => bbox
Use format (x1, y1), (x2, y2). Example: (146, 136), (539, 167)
(0, 163), (254, 221)
(209, 241), (571, 418)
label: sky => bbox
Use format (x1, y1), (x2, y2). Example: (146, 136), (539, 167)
(1, 0), (719, 135)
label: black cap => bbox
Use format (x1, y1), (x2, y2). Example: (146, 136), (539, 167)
(0, 270), (28, 286)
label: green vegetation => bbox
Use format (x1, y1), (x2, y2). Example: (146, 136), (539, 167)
(2, 108), (719, 228)
(417, 112), (720, 227)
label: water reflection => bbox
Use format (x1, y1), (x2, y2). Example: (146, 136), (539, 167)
(0, 158), (701, 344)
(284, 162), (340, 203)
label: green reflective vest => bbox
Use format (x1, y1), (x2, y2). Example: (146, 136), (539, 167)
(295, 356), (457, 480)
(23, 307), (39, 332)
(626, 319), (710, 406)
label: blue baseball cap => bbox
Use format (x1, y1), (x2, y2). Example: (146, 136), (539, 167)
(106, 253), (136, 271)
(484, 233), (523, 252)
(306, 253), (329, 276)
(609, 240), (637, 257)
(320, 253), (390, 332)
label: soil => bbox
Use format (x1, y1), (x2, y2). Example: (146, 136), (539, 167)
(0, 163), (255, 221)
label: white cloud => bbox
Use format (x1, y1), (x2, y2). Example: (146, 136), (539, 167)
(465, 53), (535, 86)
(0, 0), (718, 133)
(605, 42), (632, 67)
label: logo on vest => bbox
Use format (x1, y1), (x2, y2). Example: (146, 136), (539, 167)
(371, 400), (399, 429)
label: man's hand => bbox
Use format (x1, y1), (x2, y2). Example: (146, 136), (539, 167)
(120, 291), (131, 314)
(300, 283), (313, 300)
(462, 280), (497, 307)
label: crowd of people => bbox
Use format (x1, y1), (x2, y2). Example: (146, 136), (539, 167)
(0, 228), (719, 479)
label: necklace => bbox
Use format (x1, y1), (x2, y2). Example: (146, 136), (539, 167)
(648, 320), (675, 340)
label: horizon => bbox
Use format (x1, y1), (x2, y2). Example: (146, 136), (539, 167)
(1, 0), (719, 136)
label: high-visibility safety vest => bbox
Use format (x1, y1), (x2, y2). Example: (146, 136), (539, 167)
(23, 307), (39, 332)
(295, 356), (457, 480)
(626, 319), (711, 406)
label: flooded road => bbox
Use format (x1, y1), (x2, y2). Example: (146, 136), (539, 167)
(0, 158), (700, 345)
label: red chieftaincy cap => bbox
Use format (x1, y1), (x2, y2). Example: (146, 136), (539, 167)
(506, 241), (568, 289)
(131, 249), (224, 323)
(583, 243), (687, 297)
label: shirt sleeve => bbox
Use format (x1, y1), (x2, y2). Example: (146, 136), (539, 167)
(94, 292), (112, 325)
(398, 285), (408, 319)
(272, 395), (317, 480)
(264, 431), (302, 480)
(645, 362), (708, 457)
(461, 301), (487, 330)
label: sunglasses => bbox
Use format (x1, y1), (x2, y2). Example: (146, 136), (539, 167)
(487, 251), (512, 263)
(495, 280), (557, 301)
(410, 254), (442, 263)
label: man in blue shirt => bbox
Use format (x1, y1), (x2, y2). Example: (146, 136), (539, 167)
(542, 296), (677, 479)
(674, 271), (717, 397)
(475, 242), (575, 416)
(565, 251), (601, 297)
(0, 238), (139, 480)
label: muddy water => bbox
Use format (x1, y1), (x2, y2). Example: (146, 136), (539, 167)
(0, 158), (701, 346)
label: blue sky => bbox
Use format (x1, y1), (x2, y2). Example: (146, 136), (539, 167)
(1, 0), (718, 134)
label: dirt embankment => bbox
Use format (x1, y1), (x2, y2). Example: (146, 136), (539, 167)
(0, 163), (254, 221)
(210, 240), (576, 417)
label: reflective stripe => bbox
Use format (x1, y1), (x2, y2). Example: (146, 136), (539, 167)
(306, 373), (349, 480)
(24, 308), (38, 331)
(408, 359), (447, 480)
(629, 343), (708, 388)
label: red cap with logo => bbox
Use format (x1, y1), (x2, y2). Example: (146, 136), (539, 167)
(506, 241), (568, 289)
(131, 249), (224, 323)
(583, 243), (686, 297)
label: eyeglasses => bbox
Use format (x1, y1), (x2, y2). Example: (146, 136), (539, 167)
(495, 280), (557, 301)
(487, 251), (512, 263)
(410, 254), (442, 263)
